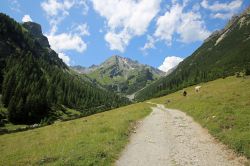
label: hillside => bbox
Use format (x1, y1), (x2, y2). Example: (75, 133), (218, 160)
(150, 76), (250, 159)
(72, 55), (165, 95)
(0, 13), (129, 125)
(135, 7), (250, 101)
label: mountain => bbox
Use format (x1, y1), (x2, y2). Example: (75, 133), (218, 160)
(71, 64), (98, 74)
(135, 7), (250, 101)
(72, 55), (165, 95)
(0, 13), (129, 125)
(22, 22), (50, 48)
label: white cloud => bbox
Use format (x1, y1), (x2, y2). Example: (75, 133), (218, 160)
(104, 31), (130, 52)
(41, 0), (89, 34)
(142, 2), (210, 50)
(58, 52), (70, 65)
(158, 56), (183, 72)
(77, 0), (89, 15)
(41, 0), (89, 53)
(92, 0), (161, 52)
(41, 0), (74, 34)
(212, 12), (235, 20)
(154, 4), (183, 45)
(201, 0), (243, 12)
(41, 0), (74, 17)
(201, 0), (243, 19)
(177, 11), (210, 43)
(22, 15), (33, 22)
(47, 33), (87, 53)
(141, 35), (156, 51)
(74, 23), (90, 36)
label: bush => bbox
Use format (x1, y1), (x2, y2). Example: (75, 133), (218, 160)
(235, 72), (241, 77)
(245, 68), (250, 76)
(0, 108), (7, 127)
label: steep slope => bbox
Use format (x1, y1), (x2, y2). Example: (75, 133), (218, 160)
(0, 13), (129, 124)
(72, 55), (165, 95)
(135, 7), (250, 101)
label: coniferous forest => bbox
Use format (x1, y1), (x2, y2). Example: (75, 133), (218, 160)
(0, 13), (129, 125)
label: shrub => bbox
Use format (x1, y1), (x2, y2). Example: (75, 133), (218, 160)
(235, 72), (241, 78)
(245, 68), (250, 76)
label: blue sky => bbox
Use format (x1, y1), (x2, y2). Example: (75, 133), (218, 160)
(1, 0), (249, 72)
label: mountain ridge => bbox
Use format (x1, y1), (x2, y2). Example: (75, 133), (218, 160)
(71, 55), (165, 95)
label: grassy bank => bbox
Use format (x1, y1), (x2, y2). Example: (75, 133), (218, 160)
(151, 76), (250, 158)
(0, 103), (151, 165)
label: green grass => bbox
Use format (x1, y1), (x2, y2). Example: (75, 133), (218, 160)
(1, 123), (28, 130)
(150, 76), (250, 158)
(0, 103), (151, 166)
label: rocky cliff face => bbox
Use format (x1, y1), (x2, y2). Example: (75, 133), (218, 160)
(22, 22), (50, 48)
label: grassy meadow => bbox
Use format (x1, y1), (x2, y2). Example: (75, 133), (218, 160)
(0, 103), (151, 166)
(150, 76), (250, 159)
(0, 76), (249, 165)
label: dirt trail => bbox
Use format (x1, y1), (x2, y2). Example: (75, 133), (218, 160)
(116, 104), (246, 166)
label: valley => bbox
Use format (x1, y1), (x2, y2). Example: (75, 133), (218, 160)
(0, 2), (250, 166)
(0, 76), (249, 165)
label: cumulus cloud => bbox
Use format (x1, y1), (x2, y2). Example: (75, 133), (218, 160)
(201, 0), (243, 19)
(41, 0), (74, 17)
(92, 0), (161, 52)
(177, 11), (211, 43)
(74, 23), (89, 36)
(201, 0), (242, 12)
(41, 0), (90, 54)
(141, 35), (156, 51)
(22, 15), (33, 22)
(58, 52), (70, 66)
(41, 0), (73, 34)
(104, 31), (130, 52)
(154, 4), (183, 45)
(46, 23), (89, 53)
(212, 12), (235, 20)
(47, 33), (87, 53)
(158, 56), (183, 72)
(41, 0), (88, 34)
(143, 1), (210, 51)
(58, 52), (70, 65)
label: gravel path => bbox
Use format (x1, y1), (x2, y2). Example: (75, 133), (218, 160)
(116, 104), (246, 166)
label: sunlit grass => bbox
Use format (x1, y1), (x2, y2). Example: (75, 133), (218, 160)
(151, 76), (250, 158)
(0, 103), (151, 165)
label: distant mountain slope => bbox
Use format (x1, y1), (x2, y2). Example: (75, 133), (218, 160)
(0, 13), (129, 124)
(135, 7), (250, 101)
(72, 55), (165, 95)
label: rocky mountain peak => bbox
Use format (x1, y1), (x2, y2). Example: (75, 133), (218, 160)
(23, 22), (50, 48)
(23, 22), (43, 36)
(204, 6), (250, 44)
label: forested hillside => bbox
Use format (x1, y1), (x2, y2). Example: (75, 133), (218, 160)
(135, 7), (250, 101)
(0, 13), (129, 125)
